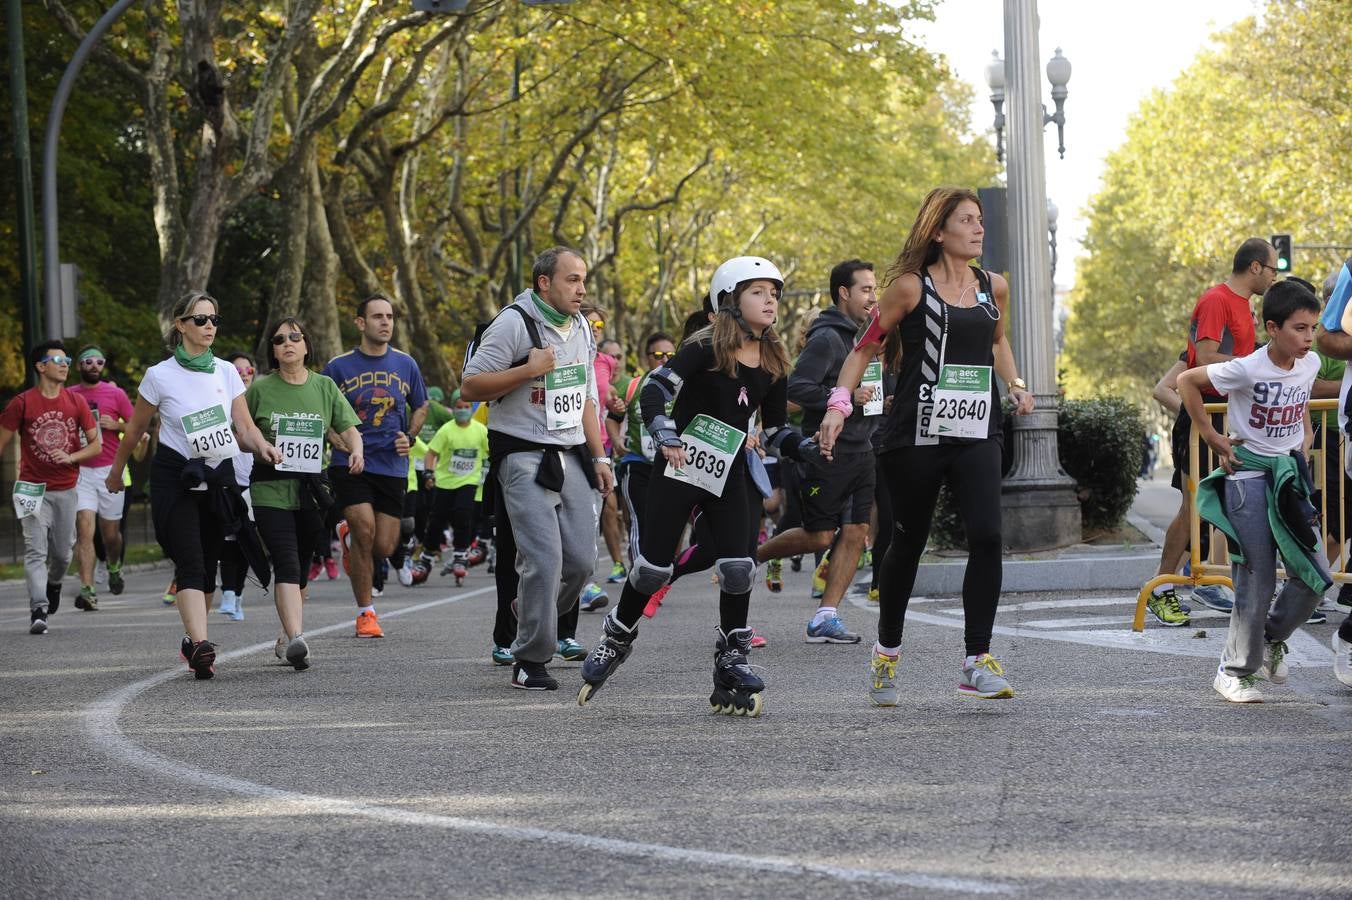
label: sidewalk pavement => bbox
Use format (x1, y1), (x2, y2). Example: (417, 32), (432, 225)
(914, 473), (1172, 594)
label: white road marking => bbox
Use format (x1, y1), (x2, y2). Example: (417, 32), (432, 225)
(85, 585), (1014, 896)
(848, 595), (1334, 667)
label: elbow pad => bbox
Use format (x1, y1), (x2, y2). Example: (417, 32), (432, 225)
(763, 425), (807, 460)
(647, 367), (683, 404)
(649, 414), (682, 447)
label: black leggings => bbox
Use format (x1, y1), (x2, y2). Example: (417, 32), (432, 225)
(422, 485), (476, 553)
(618, 461), (651, 565)
(876, 440), (1002, 656)
(254, 505), (325, 587)
(870, 457), (892, 590)
(615, 460), (754, 633)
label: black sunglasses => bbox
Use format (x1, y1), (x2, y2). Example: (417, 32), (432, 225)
(650, 350), (675, 359)
(180, 314), (222, 327)
(271, 332), (306, 345)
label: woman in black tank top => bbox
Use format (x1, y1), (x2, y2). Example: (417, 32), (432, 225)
(818, 187), (1034, 705)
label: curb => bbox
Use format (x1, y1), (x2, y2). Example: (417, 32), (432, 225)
(914, 552), (1158, 594)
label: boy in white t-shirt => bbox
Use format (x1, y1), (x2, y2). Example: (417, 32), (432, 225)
(1178, 281), (1329, 703)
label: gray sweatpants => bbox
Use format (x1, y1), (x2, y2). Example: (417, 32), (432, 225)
(1220, 476), (1325, 677)
(21, 486), (78, 612)
(498, 451), (597, 664)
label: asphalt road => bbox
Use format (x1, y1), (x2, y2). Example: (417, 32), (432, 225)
(1, 557), (1349, 898)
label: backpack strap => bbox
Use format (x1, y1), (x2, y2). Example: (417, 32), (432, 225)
(506, 303), (545, 352)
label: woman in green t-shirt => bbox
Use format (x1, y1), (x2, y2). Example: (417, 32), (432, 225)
(246, 317), (363, 670)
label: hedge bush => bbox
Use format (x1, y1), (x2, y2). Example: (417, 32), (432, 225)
(929, 396), (1145, 549)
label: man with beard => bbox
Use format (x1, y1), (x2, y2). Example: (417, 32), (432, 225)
(68, 345), (136, 609)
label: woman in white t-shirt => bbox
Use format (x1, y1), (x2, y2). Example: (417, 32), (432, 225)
(106, 291), (281, 680)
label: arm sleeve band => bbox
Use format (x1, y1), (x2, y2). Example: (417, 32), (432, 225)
(853, 305), (886, 351)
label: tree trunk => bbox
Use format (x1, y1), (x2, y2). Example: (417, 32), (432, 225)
(258, 151), (311, 362)
(301, 152), (343, 367)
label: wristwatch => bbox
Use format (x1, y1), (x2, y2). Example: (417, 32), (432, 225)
(1009, 377), (1028, 392)
(592, 456), (612, 466)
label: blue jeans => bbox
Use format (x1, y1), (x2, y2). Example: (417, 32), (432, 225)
(1221, 476), (1324, 677)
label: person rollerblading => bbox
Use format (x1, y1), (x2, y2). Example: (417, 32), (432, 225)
(577, 612), (637, 705)
(709, 626), (764, 716)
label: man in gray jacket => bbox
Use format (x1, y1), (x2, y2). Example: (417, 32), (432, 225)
(461, 247), (614, 690)
(757, 260), (879, 643)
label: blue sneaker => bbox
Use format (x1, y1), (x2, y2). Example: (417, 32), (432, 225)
(606, 562), (627, 584)
(1192, 584), (1234, 613)
(579, 583), (608, 612)
(805, 615), (861, 644)
(556, 637), (587, 661)
(491, 645), (514, 666)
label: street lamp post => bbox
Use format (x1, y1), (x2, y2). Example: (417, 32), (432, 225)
(997, 0), (1081, 550)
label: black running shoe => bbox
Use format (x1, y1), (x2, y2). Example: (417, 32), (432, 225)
(29, 607), (48, 635)
(46, 583), (61, 616)
(511, 660), (558, 691)
(180, 635), (193, 664)
(188, 640), (217, 680)
(108, 567), (125, 596)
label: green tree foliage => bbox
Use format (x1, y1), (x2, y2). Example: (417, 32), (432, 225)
(3, 0), (993, 394)
(1063, 0), (1352, 403)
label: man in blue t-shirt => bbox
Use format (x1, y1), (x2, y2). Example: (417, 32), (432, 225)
(322, 296), (429, 638)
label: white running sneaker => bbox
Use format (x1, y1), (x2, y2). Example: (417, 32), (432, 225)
(958, 653), (1014, 699)
(274, 635), (287, 661)
(1260, 640), (1289, 684)
(869, 649), (899, 707)
(285, 634), (311, 671)
(397, 557), (414, 587)
(1333, 633), (1352, 689)
(1214, 668), (1264, 703)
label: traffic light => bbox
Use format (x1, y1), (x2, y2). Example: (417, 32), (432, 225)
(1271, 233), (1292, 273)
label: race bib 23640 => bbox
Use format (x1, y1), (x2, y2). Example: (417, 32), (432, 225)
(926, 365), (992, 440)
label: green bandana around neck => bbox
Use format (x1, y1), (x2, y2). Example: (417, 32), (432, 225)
(174, 344), (216, 374)
(530, 291), (571, 328)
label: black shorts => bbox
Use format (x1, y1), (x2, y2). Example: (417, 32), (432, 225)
(1171, 408), (1225, 491)
(796, 448), (876, 532)
(328, 466), (406, 519)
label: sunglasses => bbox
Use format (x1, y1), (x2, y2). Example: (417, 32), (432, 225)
(80, 357), (106, 366)
(41, 355), (73, 366)
(179, 314), (222, 327)
(650, 350), (674, 360)
(236, 365), (255, 376)
(271, 332), (306, 346)
(589, 319), (605, 329)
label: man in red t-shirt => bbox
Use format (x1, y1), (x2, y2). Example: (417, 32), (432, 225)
(0, 341), (102, 634)
(1147, 238), (1279, 627)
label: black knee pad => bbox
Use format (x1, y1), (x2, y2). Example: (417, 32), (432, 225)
(714, 557), (755, 594)
(628, 554), (673, 594)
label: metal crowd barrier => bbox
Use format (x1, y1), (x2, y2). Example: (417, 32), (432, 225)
(1132, 398), (1347, 632)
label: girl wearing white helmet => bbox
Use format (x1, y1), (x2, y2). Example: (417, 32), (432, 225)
(578, 256), (815, 716)
(819, 187), (1034, 707)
